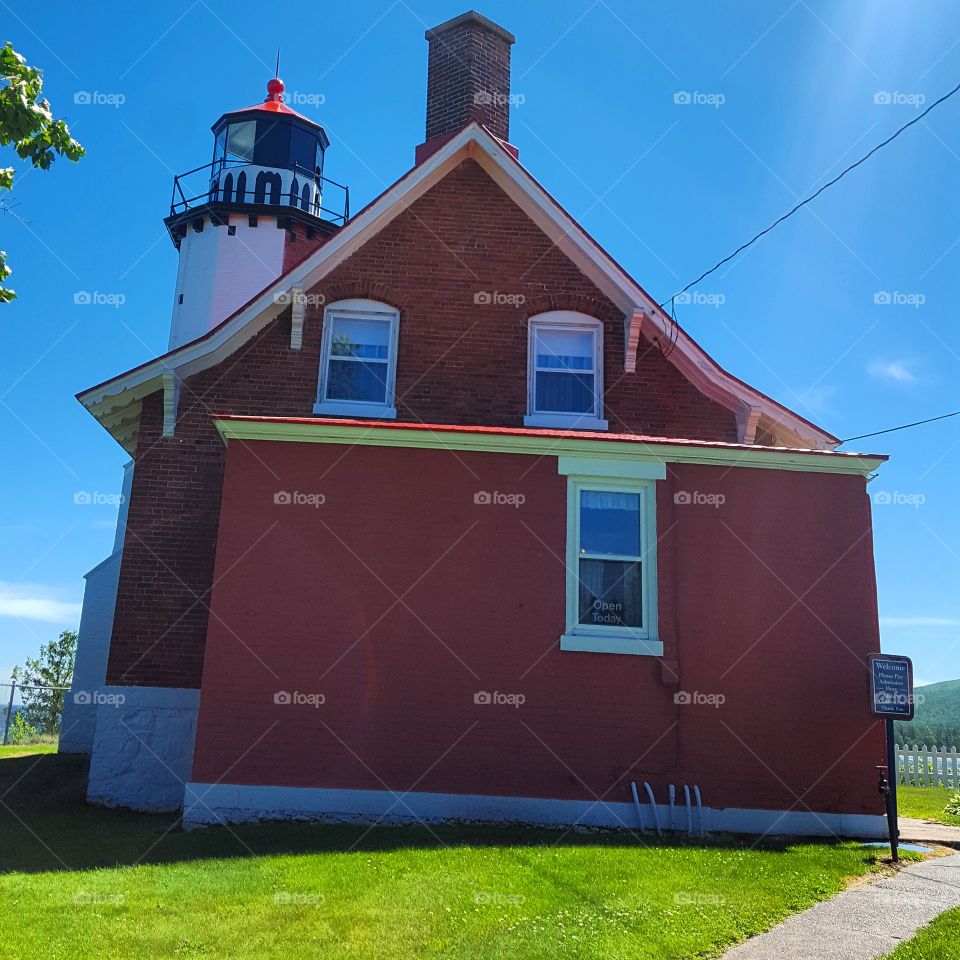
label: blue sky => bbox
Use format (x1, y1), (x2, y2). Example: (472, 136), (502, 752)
(1, 0), (958, 686)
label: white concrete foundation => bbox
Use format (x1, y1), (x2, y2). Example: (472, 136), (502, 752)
(87, 687), (200, 812)
(183, 783), (887, 838)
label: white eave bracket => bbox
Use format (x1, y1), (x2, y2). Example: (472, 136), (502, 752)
(736, 404), (762, 445)
(162, 370), (181, 438)
(289, 283), (306, 351)
(624, 308), (645, 373)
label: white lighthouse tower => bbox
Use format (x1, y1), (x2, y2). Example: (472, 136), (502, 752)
(164, 76), (347, 349)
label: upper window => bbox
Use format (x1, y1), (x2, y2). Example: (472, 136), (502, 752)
(314, 300), (399, 419)
(560, 472), (662, 657)
(525, 312), (607, 430)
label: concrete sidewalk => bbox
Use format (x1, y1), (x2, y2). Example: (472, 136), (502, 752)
(898, 817), (960, 845)
(722, 852), (960, 959)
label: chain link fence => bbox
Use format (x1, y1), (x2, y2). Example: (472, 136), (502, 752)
(1, 682), (71, 746)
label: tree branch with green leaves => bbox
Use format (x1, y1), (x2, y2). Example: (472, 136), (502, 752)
(0, 41), (84, 302)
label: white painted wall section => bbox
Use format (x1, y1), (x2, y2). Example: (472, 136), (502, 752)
(169, 213), (286, 350)
(87, 687), (200, 812)
(183, 783), (887, 838)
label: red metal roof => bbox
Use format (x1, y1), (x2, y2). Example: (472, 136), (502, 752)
(211, 414), (885, 461)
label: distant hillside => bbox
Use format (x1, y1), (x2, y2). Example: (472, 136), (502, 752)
(894, 678), (960, 749)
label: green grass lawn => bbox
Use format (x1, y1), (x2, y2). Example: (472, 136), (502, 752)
(0, 754), (913, 960)
(0, 743), (58, 759)
(897, 785), (960, 826)
(885, 905), (960, 958)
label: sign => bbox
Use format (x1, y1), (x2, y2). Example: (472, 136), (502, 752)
(868, 654), (915, 720)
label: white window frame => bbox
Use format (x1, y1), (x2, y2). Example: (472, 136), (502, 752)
(314, 299), (400, 419)
(524, 311), (607, 431)
(560, 472), (662, 656)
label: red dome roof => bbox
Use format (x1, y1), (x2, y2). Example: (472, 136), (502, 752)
(223, 77), (315, 122)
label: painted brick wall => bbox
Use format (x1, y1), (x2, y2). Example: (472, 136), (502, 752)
(190, 439), (885, 816)
(106, 158), (738, 688)
(424, 15), (514, 143)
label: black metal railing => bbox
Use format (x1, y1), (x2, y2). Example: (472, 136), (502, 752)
(169, 159), (349, 225)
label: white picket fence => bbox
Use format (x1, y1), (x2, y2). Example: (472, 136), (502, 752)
(896, 743), (960, 789)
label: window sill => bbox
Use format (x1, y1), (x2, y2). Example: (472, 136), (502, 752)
(524, 414), (608, 431)
(313, 401), (397, 419)
(560, 634), (664, 657)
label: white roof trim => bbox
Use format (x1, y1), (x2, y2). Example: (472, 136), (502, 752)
(79, 123), (837, 450)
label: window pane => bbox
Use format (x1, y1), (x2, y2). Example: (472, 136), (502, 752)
(535, 371), (594, 414)
(326, 358), (388, 403)
(226, 121), (256, 162)
(329, 318), (390, 359)
(535, 328), (594, 370)
(580, 490), (641, 556)
(578, 559), (643, 628)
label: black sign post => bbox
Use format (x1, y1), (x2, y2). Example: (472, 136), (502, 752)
(868, 654), (914, 863)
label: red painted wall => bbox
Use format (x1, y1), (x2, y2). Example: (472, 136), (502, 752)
(190, 438), (885, 816)
(106, 159), (737, 688)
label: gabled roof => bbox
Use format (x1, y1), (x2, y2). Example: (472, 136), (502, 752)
(78, 122), (840, 453)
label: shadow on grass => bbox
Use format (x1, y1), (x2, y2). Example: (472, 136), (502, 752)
(0, 753), (867, 876)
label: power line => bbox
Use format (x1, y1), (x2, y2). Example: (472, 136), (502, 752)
(658, 78), (960, 309)
(841, 410), (960, 444)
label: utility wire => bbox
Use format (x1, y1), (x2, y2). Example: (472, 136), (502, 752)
(658, 78), (960, 309)
(841, 410), (960, 444)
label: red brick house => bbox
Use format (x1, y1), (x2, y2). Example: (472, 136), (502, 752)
(63, 11), (888, 836)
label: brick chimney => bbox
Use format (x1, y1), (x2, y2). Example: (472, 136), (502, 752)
(417, 10), (516, 162)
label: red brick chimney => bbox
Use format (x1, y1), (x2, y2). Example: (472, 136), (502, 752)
(416, 10), (517, 163)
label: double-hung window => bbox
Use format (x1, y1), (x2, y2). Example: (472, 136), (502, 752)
(314, 299), (399, 418)
(560, 467), (663, 656)
(525, 312), (607, 430)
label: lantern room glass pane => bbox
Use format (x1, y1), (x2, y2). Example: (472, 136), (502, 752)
(226, 121), (256, 162)
(290, 126), (317, 174)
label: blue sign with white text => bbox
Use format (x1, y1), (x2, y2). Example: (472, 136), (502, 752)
(869, 655), (914, 719)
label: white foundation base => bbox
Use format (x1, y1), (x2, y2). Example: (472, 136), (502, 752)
(183, 782), (886, 839)
(86, 686), (200, 812)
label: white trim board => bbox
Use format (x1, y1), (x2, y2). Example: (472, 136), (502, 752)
(213, 418), (885, 477)
(183, 782), (887, 838)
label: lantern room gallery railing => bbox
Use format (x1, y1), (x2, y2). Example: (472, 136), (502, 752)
(169, 159), (350, 225)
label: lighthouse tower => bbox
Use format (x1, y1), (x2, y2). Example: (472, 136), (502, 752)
(164, 77), (346, 350)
